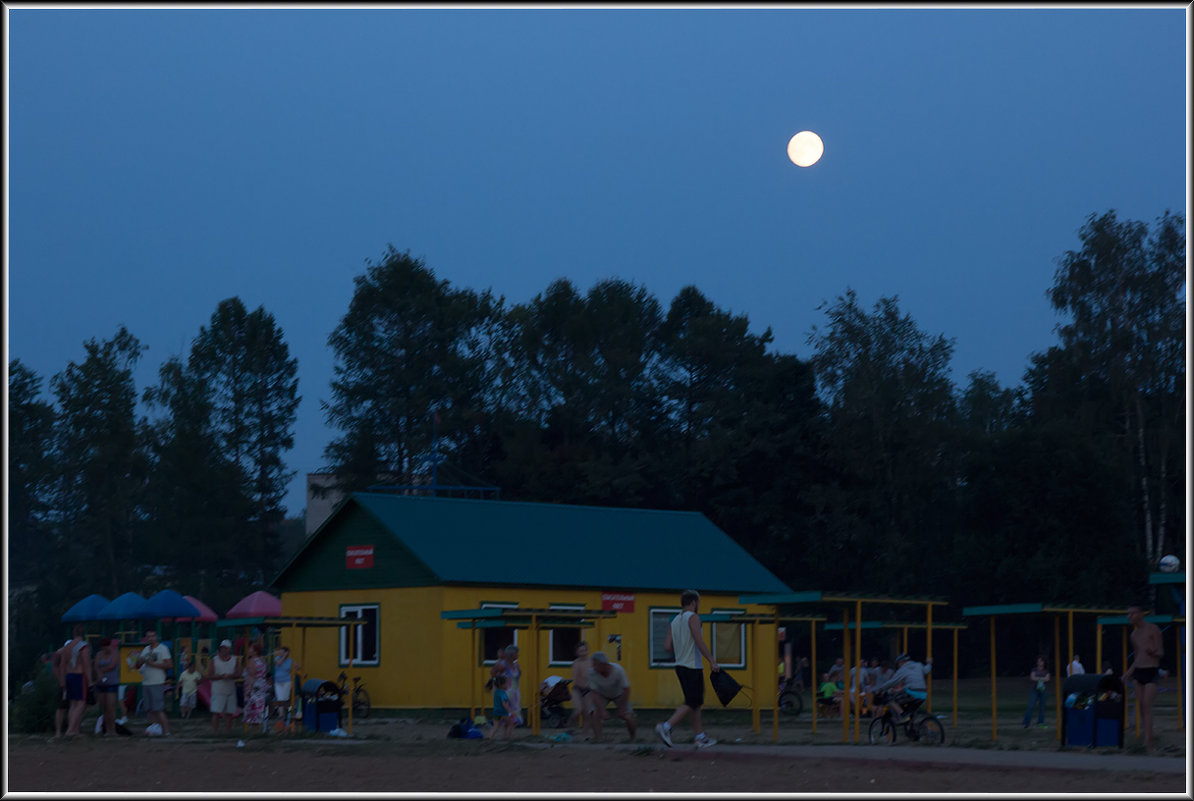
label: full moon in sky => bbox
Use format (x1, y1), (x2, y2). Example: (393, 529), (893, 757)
(787, 131), (824, 167)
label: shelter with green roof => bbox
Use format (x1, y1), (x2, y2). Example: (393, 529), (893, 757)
(272, 492), (791, 710)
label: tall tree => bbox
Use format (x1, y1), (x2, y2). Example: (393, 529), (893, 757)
(50, 327), (149, 597)
(806, 289), (958, 592)
(324, 246), (492, 493)
(190, 298), (300, 583)
(142, 356), (255, 602)
(8, 360), (58, 585)
(1039, 210), (1185, 570)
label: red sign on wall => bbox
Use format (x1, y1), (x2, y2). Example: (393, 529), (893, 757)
(346, 545), (374, 569)
(601, 592), (635, 613)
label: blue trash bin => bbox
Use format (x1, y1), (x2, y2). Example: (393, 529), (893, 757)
(301, 679), (341, 733)
(1061, 674), (1125, 748)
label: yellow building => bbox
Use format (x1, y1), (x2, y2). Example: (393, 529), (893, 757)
(273, 492), (791, 711)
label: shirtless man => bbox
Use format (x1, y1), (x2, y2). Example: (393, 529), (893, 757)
(1123, 604), (1164, 749)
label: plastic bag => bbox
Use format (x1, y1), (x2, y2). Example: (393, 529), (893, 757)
(145, 723), (163, 736)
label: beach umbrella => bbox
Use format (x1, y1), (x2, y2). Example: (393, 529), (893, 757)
(61, 594), (111, 622)
(226, 590), (282, 619)
(146, 590), (201, 619)
(95, 592), (153, 621)
(174, 595), (219, 623)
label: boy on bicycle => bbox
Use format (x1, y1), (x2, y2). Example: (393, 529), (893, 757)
(872, 653), (932, 723)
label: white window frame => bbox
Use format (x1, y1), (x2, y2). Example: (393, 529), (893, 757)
(339, 603), (379, 667)
(711, 608), (747, 669)
(547, 604), (586, 666)
(649, 607), (681, 667)
(481, 602), (519, 665)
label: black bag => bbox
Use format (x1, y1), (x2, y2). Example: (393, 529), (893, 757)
(86, 685), (97, 706)
(710, 670), (744, 707)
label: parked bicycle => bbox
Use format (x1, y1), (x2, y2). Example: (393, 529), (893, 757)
(867, 690), (945, 745)
(778, 676), (804, 716)
(337, 672), (371, 719)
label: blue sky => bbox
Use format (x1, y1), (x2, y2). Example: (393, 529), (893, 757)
(7, 8), (1187, 518)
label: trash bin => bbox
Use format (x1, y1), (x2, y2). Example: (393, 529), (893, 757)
(1061, 674), (1125, 748)
(301, 679), (342, 733)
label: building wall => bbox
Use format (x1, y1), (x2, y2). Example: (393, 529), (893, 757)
(279, 586), (778, 711)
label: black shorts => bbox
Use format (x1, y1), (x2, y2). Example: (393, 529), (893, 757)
(675, 666), (704, 710)
(64, 673), (86, 702)
(1133, 667), (1159, 685)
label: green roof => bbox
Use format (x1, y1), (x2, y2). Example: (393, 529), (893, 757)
(277, 492), (791, 595)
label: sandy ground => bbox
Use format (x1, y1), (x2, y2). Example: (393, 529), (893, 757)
(7, 706), (1188, 794)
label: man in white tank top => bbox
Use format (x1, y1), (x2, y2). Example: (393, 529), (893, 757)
(655, 589), (720, 749)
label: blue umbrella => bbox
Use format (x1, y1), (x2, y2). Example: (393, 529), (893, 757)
(60, 593), (111, 622)
(145, 590), (201, 619)
(95, 592), (153, 621)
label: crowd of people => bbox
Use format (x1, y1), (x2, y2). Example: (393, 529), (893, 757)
(43, 628), (299, 739)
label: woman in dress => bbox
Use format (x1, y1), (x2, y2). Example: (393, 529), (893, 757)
(504, 644), (522, 726)
(242, 642), (270, 728)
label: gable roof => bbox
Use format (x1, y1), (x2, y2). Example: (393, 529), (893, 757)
(276, 492), (791, 595)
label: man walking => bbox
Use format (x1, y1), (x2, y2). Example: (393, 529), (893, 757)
(135, 629), (172, 736)
(1124, 604), (1164, 749)
(655, 589), (719, 749)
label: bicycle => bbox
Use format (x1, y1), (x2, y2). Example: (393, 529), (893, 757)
(777, 676), (805, 716)
(337, 672), (371, 719)
(867, 690), (945, 745)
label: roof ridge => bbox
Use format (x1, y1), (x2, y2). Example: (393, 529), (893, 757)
(353, 492), (704, 518)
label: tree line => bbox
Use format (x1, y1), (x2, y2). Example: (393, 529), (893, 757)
(8, 209), (1184, 686)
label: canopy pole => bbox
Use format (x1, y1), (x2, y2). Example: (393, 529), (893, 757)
(1053, 614), (1062, 741)
(750, 621), (760, 734)
(810, 618), (818, 734)
(1175, 623), (1184, 731)
(926, 602), (934, 713)
(1096, 624), (1103, 677)
(952, 627), (959, 728)
(853, 600), (862, 743)
(989, 616), (997, 741)
(772, 611), (780, 743)
(841, 608), (850, 744)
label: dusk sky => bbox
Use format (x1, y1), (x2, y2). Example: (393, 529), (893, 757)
(8, 8), (1187, 518)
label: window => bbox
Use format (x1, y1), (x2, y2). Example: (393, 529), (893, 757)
(339, 604), (379, 666)
(649, 607), (681, 666)
(548, 604), (585, 665)
(480, 602), (518, 664)
(711, 609), (746, 669)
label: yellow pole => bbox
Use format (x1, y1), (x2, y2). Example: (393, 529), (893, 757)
(471, 623), (479, 722)
(810, 619), (818, 734)
(750, 622), (760, 734)
(841, 608), (850, 744)
(854, 600), (862, 743)
(1066, 610), (1074, 680)
(347, 626), (354, 736)
(989, 617), (997, 741)
(1096, 624), (1103, 678)
(1053, 615), (1062, 741)
(772, 611), (779, 743)
(1175, 623), (1184, 732)
(952, 628), (959, 728)
(926, 603), (934, 713)
(530, 615), (540, 736)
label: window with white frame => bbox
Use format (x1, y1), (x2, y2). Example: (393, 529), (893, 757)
(480, 602), (518, 664)
(649, 607), (681, 666)
(711, 609), (746, 669)
(548, 604), (585, 665)
(339, 604), (379, 666)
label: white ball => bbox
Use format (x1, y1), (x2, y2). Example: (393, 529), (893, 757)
(1158, 554), (1180, 573)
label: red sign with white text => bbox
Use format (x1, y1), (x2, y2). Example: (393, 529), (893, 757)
(346, 545), (374, 569)
(601, 592), (635, 613)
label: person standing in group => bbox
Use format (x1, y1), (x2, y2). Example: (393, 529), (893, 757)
(1123, 603), (1164, 750)
(1067, 654), (1085, 677)
(207, 639), (241, 734)
(1022, 656), (1050, 729)
(48, 648), (69, 739)
(92, 637), (122, 736)
(586, 651), (637, 743)
(655, 589), (719, 749)
(504, 644), (523, 726)
(567, 641), (593, 733)
(135, 629), (172, 736)
(60, 625), (92, 737)
(271, 646), (298, 722)
(827, 656), (846, 689)
(177, 659), (202, 720)
(242, 642), (270, 729)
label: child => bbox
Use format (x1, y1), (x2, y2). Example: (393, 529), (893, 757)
(488, 675), (515, 739)
(177, 659), (202, 720)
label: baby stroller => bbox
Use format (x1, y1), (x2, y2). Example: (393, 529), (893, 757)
(539, 677), (572, 729)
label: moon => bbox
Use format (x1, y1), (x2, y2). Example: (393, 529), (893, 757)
(787, 131), (824, 167)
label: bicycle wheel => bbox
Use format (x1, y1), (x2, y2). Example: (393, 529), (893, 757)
(868, 716), (896, 745)
(914, 715), (945, 745)
(353, 687), (371, 719)
(779, 689), (804, 716)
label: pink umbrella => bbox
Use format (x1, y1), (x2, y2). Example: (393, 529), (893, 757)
(226, 590), (282, 618)
(174, 595), (219, 623)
